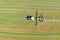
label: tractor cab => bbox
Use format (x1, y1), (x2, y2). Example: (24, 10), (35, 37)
(26, 16), (35, 21)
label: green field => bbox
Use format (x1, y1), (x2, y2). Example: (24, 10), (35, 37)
(0, 0), (60, 40)
(0, 0), (60, 26)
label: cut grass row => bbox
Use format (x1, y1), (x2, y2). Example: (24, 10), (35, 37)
(0, 32), (60, 38)
(0, 0), (60, 11)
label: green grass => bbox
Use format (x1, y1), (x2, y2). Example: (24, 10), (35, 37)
(0, 0), (59, 27)
(0, 32), (60, 38)
(0, 0), (60, 39)
(0, 12), (35, 27)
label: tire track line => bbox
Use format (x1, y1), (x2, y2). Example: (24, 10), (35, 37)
(44, 19), (60, 22)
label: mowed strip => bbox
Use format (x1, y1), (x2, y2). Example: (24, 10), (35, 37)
(0, 37), (60, 40)
(0, 32), (60, 38)
(0, 21), (60, 34)
(44, 19), (60, 22)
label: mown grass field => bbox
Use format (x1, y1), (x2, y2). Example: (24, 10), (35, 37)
(0, 0), (60, 40)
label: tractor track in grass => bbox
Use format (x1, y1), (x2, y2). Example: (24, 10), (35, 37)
(44, 19), (60, 22)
